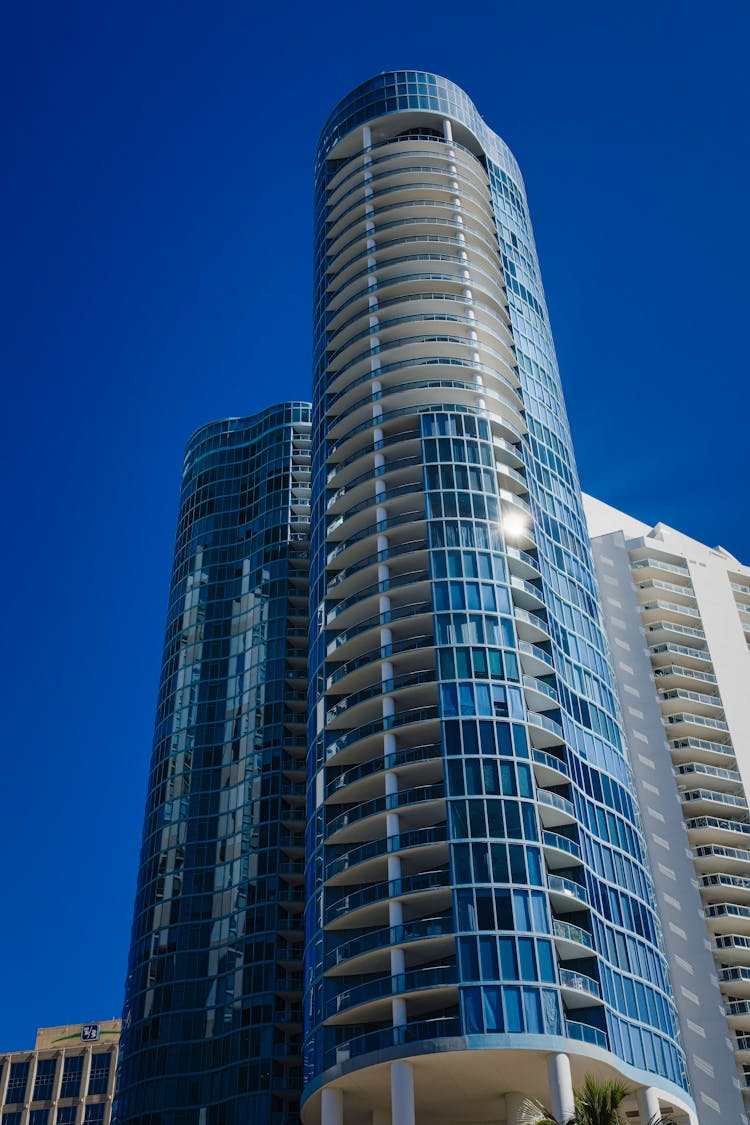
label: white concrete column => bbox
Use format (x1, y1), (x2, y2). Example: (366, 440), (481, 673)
(547, 1053), (574, 1125)
(50, 1051), (64, 1114)
(391, 1060), (415, 1125)
(22, 1053), (39, 1125)
(442, 119), (453, 142)
(322, 1084), (344, 1125)
(79, 1046), (93, 1110)
(372, 1110), (390, 1125)
(0, 1056), (11, 1107)
(636, 1086), (661, 1124)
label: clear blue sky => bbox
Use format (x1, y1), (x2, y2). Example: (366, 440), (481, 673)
(1, 0), (748, 1052)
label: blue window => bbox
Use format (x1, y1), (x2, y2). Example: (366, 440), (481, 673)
(87, 1054), (111, 1096)
(59, 1056), (83, 1100)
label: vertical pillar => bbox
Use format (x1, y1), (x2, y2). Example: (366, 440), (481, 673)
(547, 1053), (574, 1125)
(636, 1087), (661, 1124)
(79, 1047), (93, 1112)
(0, 1055), (11, 1108)
(391, 1061), (415, 1125)
(322, 1084), (344, 1125)
(50, 1051), (64, 1118)
(22, 1053), (39, 1125)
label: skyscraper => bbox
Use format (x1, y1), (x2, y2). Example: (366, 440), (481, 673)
(585, 494), (750, 1125)
(303, 73), (697, 1125)
(117, 404), (312, 1125)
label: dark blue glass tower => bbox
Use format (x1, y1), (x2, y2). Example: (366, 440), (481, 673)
(303, 74), (697, 1125)
(116, 404), (311, 1125)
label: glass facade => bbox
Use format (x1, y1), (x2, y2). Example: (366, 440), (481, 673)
(303, 72), (694, 1122)
(116, 404), (311, 1125)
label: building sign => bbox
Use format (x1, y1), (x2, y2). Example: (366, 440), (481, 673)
(81, 1024), (100, 1042)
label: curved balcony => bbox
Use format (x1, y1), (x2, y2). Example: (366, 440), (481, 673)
(326, 869), (451, 930)
(325, 963), (458, 1024)
(553, 919), (594, 958)
(326, 667), (436, 729)
(326, 600), (432, 663)
(565, 1021), (608, 1049)
(543, 830), (582, 869)
(325, 704), (440, 768)
(514, 607), (551, 646)
(326, 742), (442, 802)
(327, 286), (509, 361)
(326, 507), (426, 570)
(526, 711), (565, 750)
(519, 640), (555, 678)
(327, 480), (426, 543)
(326, 783), (446, 846)
(537, 789), (576, 829)
(560, 969), (603, 1008)
(326, 455), (422, 515)
(327, 539), (428, 598)
(327, 634), (435, 696)
(325, 914), (454, 976)
(547, 874), (588, 912)
(532, 748), (569, 787)
(523, 673), (559, 713)
(326, 328), (518, 407)
(325, 825), (449, 888)
(327, 571), (430, 631)
(324, 1015), (462, 1072)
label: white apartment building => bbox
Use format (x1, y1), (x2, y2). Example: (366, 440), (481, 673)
(585, 493), (750, 1125)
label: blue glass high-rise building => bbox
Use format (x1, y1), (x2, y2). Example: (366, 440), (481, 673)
(116, 404), (311, 1125)
(303, 73), (698, 1125)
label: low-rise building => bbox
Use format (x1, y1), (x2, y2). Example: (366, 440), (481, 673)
(0, 1021), (120, 1125)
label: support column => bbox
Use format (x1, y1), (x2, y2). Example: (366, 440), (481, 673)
(547, 1053), (574, 1125)
(636, 1087), (660, 1124)
(391, 1061), (415, 1125)
(322, 1084), (344, 1125)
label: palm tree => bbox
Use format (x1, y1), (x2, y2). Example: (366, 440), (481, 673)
(530, 1074), (676, 1125)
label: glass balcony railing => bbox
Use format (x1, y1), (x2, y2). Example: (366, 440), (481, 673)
(543, 831), (581, 861)
(326, 868), (450, 923)
(327, 783), (445, 837)
(553, 920), (594, 950)
(326, 704), (440, 761)
(326, 742), (441, 797)
(325, 825), (449, 881)
(537, 789), (575, 819)
(547, 874), (587, 904)
(325, 1015), (461, 1069)
(325, 914), (454, 970)
(533, 748), (569, 777)
(560, 969), (602, 1000)
(326, 963), (457, 1019)
(565, 1021), (607, 1049)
